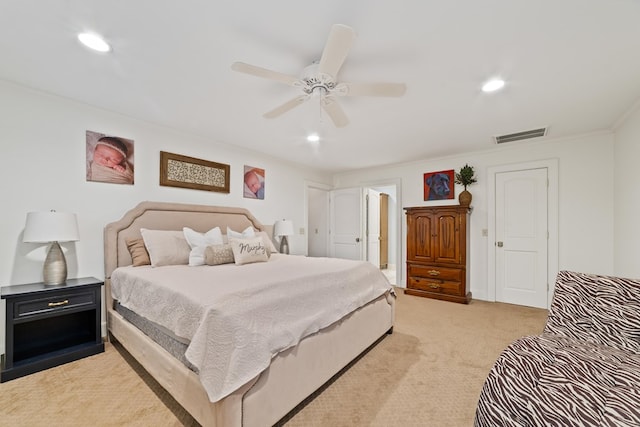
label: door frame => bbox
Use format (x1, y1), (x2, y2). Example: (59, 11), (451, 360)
(365, 189), (381, 267)
(487, 159), (559, 308)
(306, 178), (402, 286)
(361, 178), (403, 287)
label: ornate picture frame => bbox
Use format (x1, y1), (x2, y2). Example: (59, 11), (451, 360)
(160, 151), (230, 193)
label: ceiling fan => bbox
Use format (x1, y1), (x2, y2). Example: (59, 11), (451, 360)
(231, 24), (406, 127)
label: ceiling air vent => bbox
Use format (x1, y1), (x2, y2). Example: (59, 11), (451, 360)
(494, 127), (547, 144)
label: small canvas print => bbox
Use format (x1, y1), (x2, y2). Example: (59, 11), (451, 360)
(424, 169), (454, 201)
(243, 165), (265, 199)
(86, 130), (134, 185)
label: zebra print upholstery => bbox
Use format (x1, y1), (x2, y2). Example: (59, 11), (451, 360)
(475, 270), (640, 426)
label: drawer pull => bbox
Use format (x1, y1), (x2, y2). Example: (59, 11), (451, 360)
(428, 284), (441, 289)
(428, 270), (440, 276)
(48, 300), (69, 308)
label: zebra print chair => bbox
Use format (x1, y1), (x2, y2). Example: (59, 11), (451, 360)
(475, 270), (640, 426)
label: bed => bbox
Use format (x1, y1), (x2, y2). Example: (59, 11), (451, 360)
(104, 201), (395, 427)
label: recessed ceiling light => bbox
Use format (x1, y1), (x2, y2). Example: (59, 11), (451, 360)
(307, 133), (320, 143)
(77, 32), (111, 52)
(482, 78), (505, 93)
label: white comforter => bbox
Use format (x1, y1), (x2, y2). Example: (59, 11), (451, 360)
(110, 254), (393, 402)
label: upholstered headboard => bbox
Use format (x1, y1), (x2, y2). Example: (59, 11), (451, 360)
(103, 201), (270, 309)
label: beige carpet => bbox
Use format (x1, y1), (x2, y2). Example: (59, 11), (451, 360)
(0, 289), (547, 426)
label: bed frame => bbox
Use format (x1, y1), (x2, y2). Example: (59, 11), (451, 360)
(104, 201), (395, 426)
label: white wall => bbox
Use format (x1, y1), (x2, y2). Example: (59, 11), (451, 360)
(0, 80), (332, 353)
(334, 132), (616, 300)
(614, 104), (640, 278)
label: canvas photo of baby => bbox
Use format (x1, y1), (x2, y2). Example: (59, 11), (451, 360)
(243, 165), (265, 199)
(86, 130), (134, 185)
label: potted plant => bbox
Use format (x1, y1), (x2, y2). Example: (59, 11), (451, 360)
(455, 164), (477, 206)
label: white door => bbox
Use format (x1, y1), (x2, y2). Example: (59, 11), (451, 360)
(366, 189), (381, 267)
(330, 187), (363, 260)
(495, 168), (548, 308)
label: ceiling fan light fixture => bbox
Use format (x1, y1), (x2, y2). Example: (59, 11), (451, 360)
(482, 78), (505, 93)
(231, 24), (405, 128)
(77, 32), (111, 52)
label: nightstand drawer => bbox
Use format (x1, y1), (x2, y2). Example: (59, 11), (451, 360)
(408, 265), (463, 281)
(14, 291), (96, 319)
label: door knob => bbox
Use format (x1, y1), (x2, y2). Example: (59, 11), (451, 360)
(496, 241), (503, 247)
(355, 237), (360, 242)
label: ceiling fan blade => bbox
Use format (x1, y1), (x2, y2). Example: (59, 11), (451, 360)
(321, 96), (349, 127)
(263, 95), (310, 118)
(339, 82), (407, 97)
(231, 62), (300, 86)
(318, 24), (356, 79)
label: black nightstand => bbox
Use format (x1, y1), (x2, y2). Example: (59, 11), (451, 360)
(1, 277), (104, 382)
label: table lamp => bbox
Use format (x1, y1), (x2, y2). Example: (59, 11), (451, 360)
(274, 219), (294, 254)
(23, 210), (80, 285)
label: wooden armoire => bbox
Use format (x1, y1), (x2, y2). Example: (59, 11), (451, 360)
(404, 205), (471, 304)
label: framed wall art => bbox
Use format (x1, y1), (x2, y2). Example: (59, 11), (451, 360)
(423, 169), (454, 201)
(159, 151), (230, 193)
(86, 130), (135, 185)
(243, 165), (265, 199)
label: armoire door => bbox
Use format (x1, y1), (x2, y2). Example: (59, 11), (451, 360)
(432, 209), (461, 264)
(407, 211), (435, 263)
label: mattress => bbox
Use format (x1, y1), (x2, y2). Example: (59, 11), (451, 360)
(115, 302), (196, 371)
(110, 253), (393, 402)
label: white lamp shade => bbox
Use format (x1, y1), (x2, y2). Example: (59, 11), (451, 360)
(274, 219), (294, 237)
(23, 211), (80, 243)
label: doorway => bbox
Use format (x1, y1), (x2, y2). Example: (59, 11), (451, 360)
(365, 183), (399, 285)
(487, 159), (559, 308)
(306, 179), (402, 286)
(307, 186), (329, 257)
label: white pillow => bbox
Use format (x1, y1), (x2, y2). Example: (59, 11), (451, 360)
(183, 227), (224, 266)
(229, 236), (269, 265)
(140, 229), (191, 267)
(226, 226), (255, 240)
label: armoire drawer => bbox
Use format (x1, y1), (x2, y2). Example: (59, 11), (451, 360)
(408, 277), (462, 295)
(408, 264), (463, 282)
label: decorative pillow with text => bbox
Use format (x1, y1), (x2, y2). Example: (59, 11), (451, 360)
(255, 231), (278, 254)
(229, 237), (268, 265)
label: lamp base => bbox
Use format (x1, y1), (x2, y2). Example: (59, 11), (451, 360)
(279, 236), (290, 255)
(43, 241), (68, 285)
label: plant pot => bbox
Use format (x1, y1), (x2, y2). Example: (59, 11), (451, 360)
(459, 189), (472, 207)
